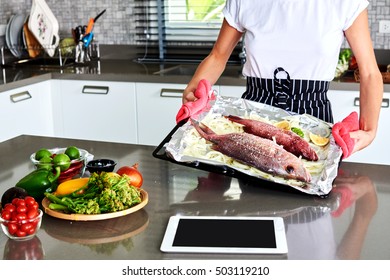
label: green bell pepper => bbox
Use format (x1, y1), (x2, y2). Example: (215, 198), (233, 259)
(16, 167), (61, 201)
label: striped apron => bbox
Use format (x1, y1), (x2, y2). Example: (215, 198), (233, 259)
(242, 67), (334, 123)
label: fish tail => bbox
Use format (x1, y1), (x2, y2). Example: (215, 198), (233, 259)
(190, 119), (216, 141)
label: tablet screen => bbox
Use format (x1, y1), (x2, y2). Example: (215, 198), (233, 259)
(161, 216), (288, 254)
(173, 218), (276, 248)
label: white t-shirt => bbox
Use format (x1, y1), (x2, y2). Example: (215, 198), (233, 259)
(223, 0), (369, 81)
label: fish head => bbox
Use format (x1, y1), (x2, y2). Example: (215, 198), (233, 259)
(285, 163), (311, 183)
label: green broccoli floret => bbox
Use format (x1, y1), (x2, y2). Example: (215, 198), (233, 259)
(98, 175), (141, 213)
(72, 198), (101, 214)
(100, 172), (122, 188)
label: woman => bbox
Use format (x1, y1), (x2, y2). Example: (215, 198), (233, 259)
(182, 0), (383, 156)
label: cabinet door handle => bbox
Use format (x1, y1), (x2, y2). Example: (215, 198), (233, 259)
(160, 88), (184, 98)
(354, 97), (389, 108)
(382, 98), (389, 108)
(10, 91), (32, 103)
(82, 85), (109, 94)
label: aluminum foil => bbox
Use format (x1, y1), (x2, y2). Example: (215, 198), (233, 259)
(166, 95), (342, 196)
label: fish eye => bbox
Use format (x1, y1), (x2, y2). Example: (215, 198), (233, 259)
(286, 165), (295, 174)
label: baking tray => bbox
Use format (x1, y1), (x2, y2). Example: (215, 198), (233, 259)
(153, 96), (342, 197)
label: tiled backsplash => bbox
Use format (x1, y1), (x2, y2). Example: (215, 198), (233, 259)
(0, 0), (389, 49)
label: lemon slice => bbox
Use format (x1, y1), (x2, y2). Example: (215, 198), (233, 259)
(309, 132), (330, 146)
(274, 120), (291, 130)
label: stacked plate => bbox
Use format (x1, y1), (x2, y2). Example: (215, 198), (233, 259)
(5, 13), (28, 58)
(5, 0), (59, 58)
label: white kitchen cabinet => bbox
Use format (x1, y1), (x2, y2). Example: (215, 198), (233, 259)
(0, 81), (54, 142)
(218, 85), (245, 98)
(56, 80), (138, 144)
(219, 85), (245, 98)
(136, 83), (219, 146)
(328, 90), (390, 165)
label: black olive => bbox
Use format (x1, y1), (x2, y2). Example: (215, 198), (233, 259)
(1, 187), (29, 208)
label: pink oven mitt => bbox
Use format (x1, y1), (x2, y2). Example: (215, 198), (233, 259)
(332, 111), (359, 159)
(176, 79), (216, 124)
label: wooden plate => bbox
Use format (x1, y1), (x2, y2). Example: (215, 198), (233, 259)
(42, 189), (148, 221)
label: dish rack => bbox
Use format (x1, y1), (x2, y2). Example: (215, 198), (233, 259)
(0, 41), (100, 68)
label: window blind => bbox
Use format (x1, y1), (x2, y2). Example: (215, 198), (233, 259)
(134, 0), (241, 63)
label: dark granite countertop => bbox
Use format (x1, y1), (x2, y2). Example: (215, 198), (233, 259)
(1, 46), (389, 93)
(0, 135), (389, 260)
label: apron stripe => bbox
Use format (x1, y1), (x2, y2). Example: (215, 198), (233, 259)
(242, 68), (333, 123)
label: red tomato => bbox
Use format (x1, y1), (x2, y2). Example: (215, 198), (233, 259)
(24, 196), (36, 207)
(4, 204), (16, 213)
(26, 227), (36, 235)
(20, 223), (33, 233)
(15, 230), (27, 237)
(16, 205), (27, 213)
(29, 202), (39, 211)
(16, 213), (27, 221)
(10, 212), (18, 221)
(7, 223), (18, 235)
(15, 199), (26, 207)
(1, 210), (11, 220)
(11, 198), (21, 205)
(26, 209), (38, 219)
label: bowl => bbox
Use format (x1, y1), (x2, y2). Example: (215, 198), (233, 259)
(30, 147), (89, 183)
(0, 209), (43, 241)
(86, 159), (117, 174)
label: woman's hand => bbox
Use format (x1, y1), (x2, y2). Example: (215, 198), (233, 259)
(182, 88), (197, 104)
(349, 129), (376, 154)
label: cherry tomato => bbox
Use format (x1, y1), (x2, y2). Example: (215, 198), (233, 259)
(15, 213), (27, 221)
(16, 205), (27, 214)
(29, 202), (39, 212)
(7, 223), (18, 235)
(24, 196), (36, 207)
(10, 212), (18, 221)
(1, 210), (11, 220)
(15, 199), (26, 207)
(3, 204), (16, 213)
(26, 209), (38, 219)
(15, 230), (27, 237)
(20, 223), (33, 233)
(26, 227), (36, 235)
(11, 198), (21, 205)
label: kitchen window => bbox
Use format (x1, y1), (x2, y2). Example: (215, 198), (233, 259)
(164, 0), (225, 41)
(135, 0), (241, 62)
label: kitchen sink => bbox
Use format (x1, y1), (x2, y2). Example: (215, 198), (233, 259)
(153, 64), (244, 78)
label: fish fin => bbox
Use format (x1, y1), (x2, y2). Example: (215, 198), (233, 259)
(225, 115), (244, 123)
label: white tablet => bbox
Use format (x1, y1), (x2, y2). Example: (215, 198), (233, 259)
(160, 216), (288, 254)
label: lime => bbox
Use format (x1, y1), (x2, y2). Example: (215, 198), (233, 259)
(35, 148), (52, 161)
(37, 156), (53, 170)
(65, 146), (80, 160)
(53, 153), (71, 171)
